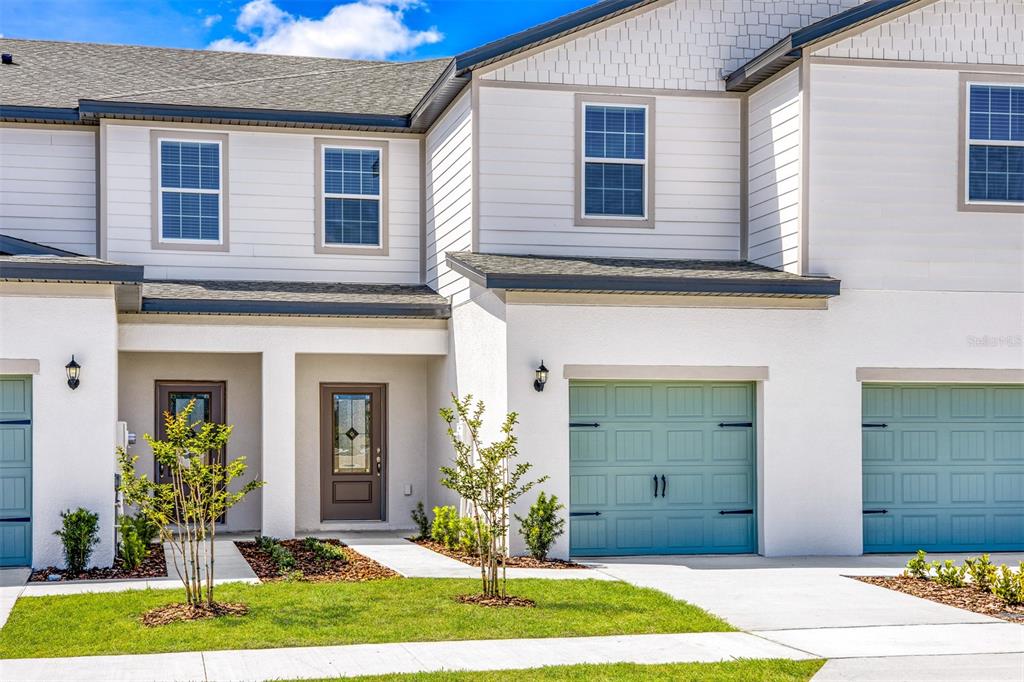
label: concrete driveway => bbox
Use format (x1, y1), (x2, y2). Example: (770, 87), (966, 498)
(585, 553), (1024, 680)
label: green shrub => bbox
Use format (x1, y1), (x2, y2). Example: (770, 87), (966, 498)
(904, 550), (931, 579)
(457, 516), (491, 556)
(54, 508), (100, 575)
(431, 505), (460, 549)
(254, 535), (279, 553)
(411, 501), (431, 540)
(117, 518), (148, 571)
(515, 492), (566, 561)
(993, 563), (1024, 606)
(932, 559), (966, 588)
(964, 554), (998, 592)
(266, 542), (295, 572)
(303, 537), (347, 563)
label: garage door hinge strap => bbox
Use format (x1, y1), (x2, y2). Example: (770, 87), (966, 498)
(570, 511), (602, 517)
(863, 509), (889, 514)
(718, 422), (752, 428)
(0, 517), (30, 523)
(569, 422), (600, 428)
(718, 509), (753, 515)
(862, 423), (889, 428)
(0, 419), (30, 425)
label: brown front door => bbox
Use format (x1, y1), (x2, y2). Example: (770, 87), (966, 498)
(154, 381), (227, 485)
(320, 383), (385, 521)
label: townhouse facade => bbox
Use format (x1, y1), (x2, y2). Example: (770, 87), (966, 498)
(0, 0), (1021, 568)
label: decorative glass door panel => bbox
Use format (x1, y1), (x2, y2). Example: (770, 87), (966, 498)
(321, 384), (385, 521)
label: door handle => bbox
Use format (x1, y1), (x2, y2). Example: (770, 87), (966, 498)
(375, 448), (382, 477)
(660, 475), (667, 498)
(653, 475), (659, 498)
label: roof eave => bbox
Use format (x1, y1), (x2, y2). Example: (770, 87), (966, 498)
(0, 104), (84, 124)
(0, 261), (145, 284)
(139, 297), (451, 319)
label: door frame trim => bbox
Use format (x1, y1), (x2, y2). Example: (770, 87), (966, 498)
(318, 382), (389, 522)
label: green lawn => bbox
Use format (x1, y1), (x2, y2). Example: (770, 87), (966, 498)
(305, 659), (826, 682)
(0, 578), (731, 658)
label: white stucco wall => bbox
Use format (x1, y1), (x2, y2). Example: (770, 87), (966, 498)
(0, 283), (119, 568)
(117, 352), (262, 533)
(294, 354), (431, 532)
(497, 289), (1023, 558)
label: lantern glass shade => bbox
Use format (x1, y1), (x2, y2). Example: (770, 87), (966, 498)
(533, 360), (549, 392)
(65, 356), (81, 390)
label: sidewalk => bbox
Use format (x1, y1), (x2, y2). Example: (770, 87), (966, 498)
(0, 631), (813, 682)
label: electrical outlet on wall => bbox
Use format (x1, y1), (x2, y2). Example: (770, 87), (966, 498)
(403, 484), (413, 496)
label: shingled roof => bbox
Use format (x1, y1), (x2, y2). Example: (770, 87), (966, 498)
(0, 38), (452, 126)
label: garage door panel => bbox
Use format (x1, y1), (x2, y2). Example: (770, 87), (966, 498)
(863, 383), (1024, 553)
(571, 381), (756, 556)
(0, 376), (31, 567)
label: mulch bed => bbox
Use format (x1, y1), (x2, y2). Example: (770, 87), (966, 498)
(29, 544), (167, 582)
(854, 576), (1024, 623)
(455, 593), (536, 608)
(235, 539), (398, 582)
(412, 538), (587, 569)
(142, 601), (249, 627)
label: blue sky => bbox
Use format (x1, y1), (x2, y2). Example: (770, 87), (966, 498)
(0, 0), (597, 61)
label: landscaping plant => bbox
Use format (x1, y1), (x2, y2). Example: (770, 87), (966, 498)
(515, 492), (566, 561)
(430, 505), (460, 549)
(993, 563), (1024, 606)
(118, 513), (160, 570)
(118, 400), (264, 613)
(932, 559), (967, 588)
(904, 549), (931, 579)
(302, 537), (347, 563)
(411, 501), (431, 540)
(439, 394), (546, 600)
(964, 554), (998, 592)
(456, 516), (490, 556)
(54, 508), (100, 575)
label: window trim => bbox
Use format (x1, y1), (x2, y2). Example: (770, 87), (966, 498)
(958, 72), (1024, 214)
(314, 138), (389, 256)
(574, 93), (656, 229)
(150, 130), (230, 252)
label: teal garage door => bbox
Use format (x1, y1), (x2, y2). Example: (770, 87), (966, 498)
(0, 376), (32, 566)
(569, 381), (756, 556)
(863, 384), (1024, 553)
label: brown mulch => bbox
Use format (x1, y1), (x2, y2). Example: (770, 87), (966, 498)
(29, 544), (167, 582)
(235, 539), (398, 582)
(141, 601), (249, 627)
(412, 538), (587, 569)
(854, 576), (1024, 623)
(455, 593), (536, 608)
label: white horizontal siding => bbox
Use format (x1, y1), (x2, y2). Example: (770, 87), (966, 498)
(477, 85), (741, 259)
(817, 0), (1024, 65)
(0, 127), (96, 254)
(808, 63), (1024, 292)
(105, 124), (421, 283)
(746, 68), (802, 273)
(424, 90), (473, 301)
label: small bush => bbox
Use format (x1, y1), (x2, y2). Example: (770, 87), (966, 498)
(964, 554), (998, 592)
(932, 559), (966, 588)
(993, 563), (1024, 606)
(54, 508), (100, 575)
(411, 501), (430, 540)
(457, 516), (491, 556)
(431, 505), (460, 549)
(303, 537), (347, 563)
(254, 535), (279, 553)
(266, 543), (295, 572)
(117, 517), (148, 570)
(904, 550), (931, 579)
(515, 492), (566, 561)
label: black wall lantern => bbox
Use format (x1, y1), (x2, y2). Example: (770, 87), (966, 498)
(533, 360), (549, 392)
(65, 355), (81, 390)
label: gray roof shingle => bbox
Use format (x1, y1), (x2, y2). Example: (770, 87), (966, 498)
(446, 252), (840, 297)
(0, 39), (451, 117)
(140, 279), (451, 318)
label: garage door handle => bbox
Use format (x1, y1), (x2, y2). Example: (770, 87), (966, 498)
(0, 517), (30, 523)
(862, 423), (888, 428)
(570, 422), (600, 428)
(570, 511), (602, 517)
(719, 509), (753, 515)
(660, 475), (667, 498)
(863, 509), (888, 514)
(653, 475), (659, 498)
(718, 422), (752, 428)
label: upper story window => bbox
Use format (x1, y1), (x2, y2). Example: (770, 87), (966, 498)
(966, 83), (1024, 206)
(575, 95), (655, 228)
(315, 139), (388, 255)
(152, 132), (229, 251)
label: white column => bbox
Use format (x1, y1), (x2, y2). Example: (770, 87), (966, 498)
(260, 349), (296, 538)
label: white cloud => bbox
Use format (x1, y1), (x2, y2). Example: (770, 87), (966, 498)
(202, 14), (222, 29)
(208, 0), (443, 60)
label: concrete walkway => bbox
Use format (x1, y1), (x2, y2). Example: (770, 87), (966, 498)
(813, 653), (1024, 681)
(0, 631), (814, 682)
(327, 531), (615, 580)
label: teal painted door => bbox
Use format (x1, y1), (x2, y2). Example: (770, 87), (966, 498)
(863, 384), (1024, 553)
(0, 376), (32, 566)
(569, 381), (756, 556)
